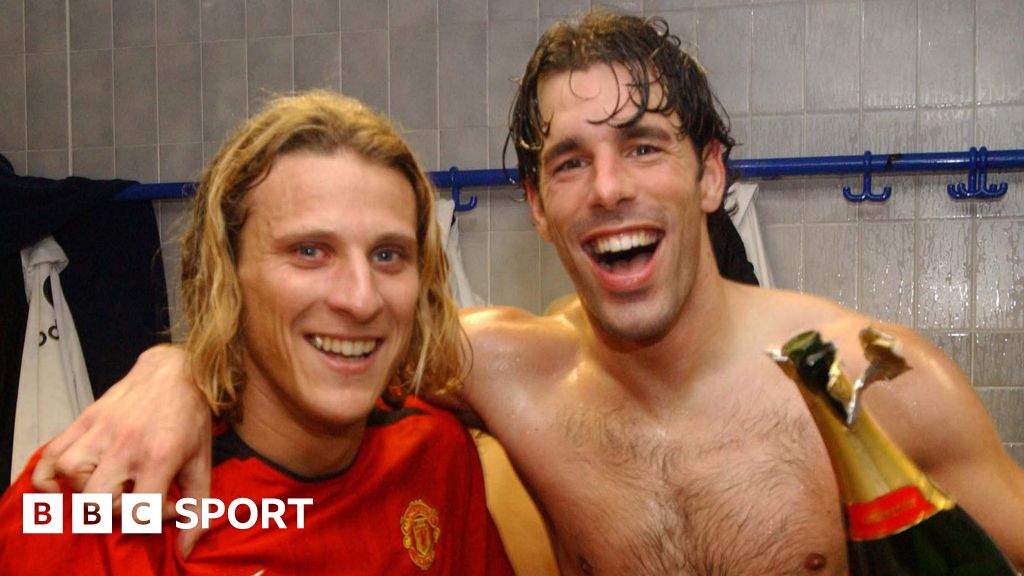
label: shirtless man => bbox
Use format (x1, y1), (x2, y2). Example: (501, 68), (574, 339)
(30, 11), (1024, 575)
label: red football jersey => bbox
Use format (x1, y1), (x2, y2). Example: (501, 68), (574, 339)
(0, 397), (515, 575)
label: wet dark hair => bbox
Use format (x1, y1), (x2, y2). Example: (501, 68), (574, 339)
(506, 9), (736, 205)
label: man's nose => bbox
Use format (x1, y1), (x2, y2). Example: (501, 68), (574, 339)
(589, 153), (636, 209)
(326, 258), (384, 322)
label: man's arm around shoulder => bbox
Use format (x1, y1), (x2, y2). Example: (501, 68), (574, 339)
(30, 344), (212, 558)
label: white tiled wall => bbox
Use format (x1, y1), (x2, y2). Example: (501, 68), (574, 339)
(1, 0), (1022, 456)
(746, 0), (1024, 458)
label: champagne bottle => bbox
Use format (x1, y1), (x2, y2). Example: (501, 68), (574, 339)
(770, 328), (1017, 576)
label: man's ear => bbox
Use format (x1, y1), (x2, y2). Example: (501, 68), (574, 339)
(699, 139), (726, 214)
(525, 179), (552, 242)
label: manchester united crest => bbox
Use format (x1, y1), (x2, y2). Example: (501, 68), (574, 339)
(400, 499), (440, 570)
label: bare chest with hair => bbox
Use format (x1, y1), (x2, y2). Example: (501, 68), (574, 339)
(502, 365), (851, 576)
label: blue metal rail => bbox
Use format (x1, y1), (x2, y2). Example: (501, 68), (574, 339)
(117, 147), (1024, 210)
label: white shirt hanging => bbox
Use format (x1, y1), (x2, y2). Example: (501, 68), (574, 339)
(435, 198), (482, 308)
(13, 236), (94, 481)
(728, 182), (776, 289)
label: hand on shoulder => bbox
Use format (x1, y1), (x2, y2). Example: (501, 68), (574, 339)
(30, 344), (213, 557)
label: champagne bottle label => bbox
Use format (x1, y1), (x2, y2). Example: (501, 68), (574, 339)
(847, 485), (936, 541)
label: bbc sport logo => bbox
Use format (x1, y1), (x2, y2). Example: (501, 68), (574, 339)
(23, 494), (313, 534)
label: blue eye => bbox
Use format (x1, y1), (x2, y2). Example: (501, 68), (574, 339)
(373, 246), (414, 270)
(374, 246), (408, 264)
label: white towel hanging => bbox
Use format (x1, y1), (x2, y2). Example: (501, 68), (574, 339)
(13, 236), (94, 481)
(435, 198), (481, 308)
(728, 182), (776, 289)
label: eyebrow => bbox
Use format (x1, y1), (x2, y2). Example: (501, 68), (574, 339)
(618, 122), (676, 143)
(541, 137), (581, 169)
(272, 227), (334, 244)
(375, 232), (418, 249)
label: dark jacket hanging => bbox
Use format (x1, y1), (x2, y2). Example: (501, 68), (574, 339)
(709, 205), (760, 286)
(0, 154), (170, 494)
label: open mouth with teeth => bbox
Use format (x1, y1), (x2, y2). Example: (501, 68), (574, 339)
(586, 230), (663, 275)
(309, 335), (380, 360)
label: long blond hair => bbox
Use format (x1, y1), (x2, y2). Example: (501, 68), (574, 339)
(180, 90), (464, 419)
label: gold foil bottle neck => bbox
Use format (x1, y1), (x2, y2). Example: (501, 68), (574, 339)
(769, 328), (955, 532)
(771, 327), (910, 427)
(859, 327), (911, 390)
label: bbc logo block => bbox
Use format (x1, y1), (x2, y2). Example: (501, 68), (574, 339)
(23, 494), (62, 533)
(23, 493), (162, 534)
(122, 493), (163, 534)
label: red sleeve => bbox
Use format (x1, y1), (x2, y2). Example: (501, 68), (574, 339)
(0, 448), (102, 575)
(0, 448), (169, 575)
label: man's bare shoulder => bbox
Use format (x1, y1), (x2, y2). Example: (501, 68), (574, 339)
(732, 284), (854, 339)
(743, 285), (972, 432)
(459, 305), (581, 395)
(776, 291), (957, 390)
(461, 304), (579, 345)
(750, 289), (1001, 473)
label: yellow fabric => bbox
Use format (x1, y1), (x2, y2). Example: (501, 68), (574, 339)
(475, 432), (560, 576)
